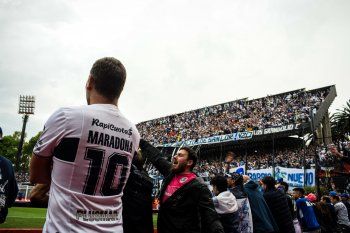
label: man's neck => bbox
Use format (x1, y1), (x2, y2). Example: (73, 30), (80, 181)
(178, 170), (193, 175)
(89, 94), (118, 106)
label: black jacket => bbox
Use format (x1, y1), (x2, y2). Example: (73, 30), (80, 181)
(122, 164), (154, 233)
(218, 212), (239, 233)
(0, 155), (18, 223)
(140, 140), (224, 233)
(244, 181), (278, 233)
(263, 189), (294, 233)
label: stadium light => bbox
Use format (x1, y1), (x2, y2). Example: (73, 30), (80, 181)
(18, 95), (35, 115)
(16, 95), (35, 171)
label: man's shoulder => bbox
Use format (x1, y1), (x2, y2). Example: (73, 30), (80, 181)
(49, 106), (83, 119)
(0, 155), (12, 167)
(334, 202), (345, 209)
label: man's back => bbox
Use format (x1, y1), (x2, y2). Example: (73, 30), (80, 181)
(334, 202), (350, 227)
(33, 104), (140, 232)
(295, 197), (320, 231)
(263, 189), (294, 233)
(244, 180), (277, 233)
(122, 164), (154, 233)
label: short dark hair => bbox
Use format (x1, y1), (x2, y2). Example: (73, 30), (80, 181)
(261, 176), (276, 190)
(180, 147), (197, 170)
(293, 187), (305, 195)
(279, 181), (289, 192)
(90, 57), (126, 101)
(331, 195), (340, 201)
(321, 195), (331, 203)
(211, 175), (228, 193)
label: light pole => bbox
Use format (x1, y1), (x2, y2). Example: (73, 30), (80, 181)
(17, 95), (35, 171)
(309, 108), (321, 199)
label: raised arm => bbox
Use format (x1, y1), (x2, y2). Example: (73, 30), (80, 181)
(139, 139), (172, 177)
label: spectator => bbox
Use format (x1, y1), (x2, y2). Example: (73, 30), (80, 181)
(314, 196), (337, 233)
(122, 150), (154, 233)
(227, 173), (246, 199)
(243, 176), (278, 233)
(211, 175), (239, 233)
(139, 139), (224, 233)
(278, 181), (296, 220)
(340, 193), (350, 221)
(293, 187), (320, 233)
(0, 155), (18, 224)
(330, 193), (350, 232)
(261, 176), (294, 233)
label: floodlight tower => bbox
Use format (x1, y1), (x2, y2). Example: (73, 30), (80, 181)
(16, 95), (35, 171)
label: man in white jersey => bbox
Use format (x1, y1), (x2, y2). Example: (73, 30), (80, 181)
(30, 57), (140, 233)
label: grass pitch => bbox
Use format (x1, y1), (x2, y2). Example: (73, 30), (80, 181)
(1, 207), (157, 229)
(1, 207), (46, 228)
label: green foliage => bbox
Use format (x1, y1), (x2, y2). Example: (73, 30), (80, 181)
(331, 99), (350, 141)
(304, 186), (328, 196)
(0, 133), (20, 165)
(0, 131), (41, 171)
(22, 131), (42, 171)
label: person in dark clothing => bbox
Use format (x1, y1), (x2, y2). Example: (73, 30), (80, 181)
(320, 195), (337, 222)
(139, 139), (224, 233)
(314, 197), (337, 233)
(122, 150), (154, 233)
(261, 176), (295, 233)
(211, 175), (239, 233)
(243, 178), (278, 233)
(227, 172), (246, 199)
(278, 181), (296, 220)
(0, 155), (18, 224)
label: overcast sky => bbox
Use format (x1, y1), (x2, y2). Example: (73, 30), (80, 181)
(0, 0), (349, 139)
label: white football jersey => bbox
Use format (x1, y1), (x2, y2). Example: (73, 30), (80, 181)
(33, 104), (140, 233)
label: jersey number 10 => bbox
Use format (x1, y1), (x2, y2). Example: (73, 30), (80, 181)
(82, 147), (129, 196)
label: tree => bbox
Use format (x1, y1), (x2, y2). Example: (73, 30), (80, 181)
(0, 132), (21, 166)
(22, 131), (42, 171)
(331, 99), (350, 141)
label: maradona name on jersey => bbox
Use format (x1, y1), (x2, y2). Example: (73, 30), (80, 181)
(87, 130), (133, 153)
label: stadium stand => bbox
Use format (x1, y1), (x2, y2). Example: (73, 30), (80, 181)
(137, 86), (334, 145)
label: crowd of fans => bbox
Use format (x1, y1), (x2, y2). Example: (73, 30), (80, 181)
(194, 147), (316, 178)
(137, 88), (329, 145)
(15, 172), (29, 184)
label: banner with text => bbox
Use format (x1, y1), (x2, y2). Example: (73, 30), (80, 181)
(247, 166), (315, 187)
(252, 124), (300, 136)
(275, 166), (315, 187)
(247, 168), (273, 181)
(160, 131), (253, 147)
(160, 124), (300, 147)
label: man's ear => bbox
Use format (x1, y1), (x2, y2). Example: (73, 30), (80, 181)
(86, 75), (94, 91)
(187, 160), (193, 167)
